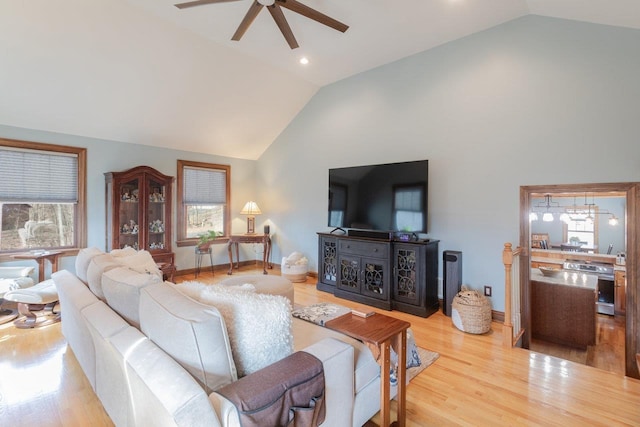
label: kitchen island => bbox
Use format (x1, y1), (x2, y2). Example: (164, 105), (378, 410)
(531, 269), (598, 349)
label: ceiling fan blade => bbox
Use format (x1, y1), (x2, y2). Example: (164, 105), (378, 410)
(278, 0), (348, 33)
(267, 4), (299, 49)
(175, 0), (241, 10)
(231, 1), (264, 41)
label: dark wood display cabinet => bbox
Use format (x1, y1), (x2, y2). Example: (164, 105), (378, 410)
(105, 166), (175, 273)
(317, 232), (439, 317)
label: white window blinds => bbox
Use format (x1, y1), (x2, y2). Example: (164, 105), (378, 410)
(395, 187), (422, 212)
(183, 166), (227, 205)
(0, 147), (78, 203)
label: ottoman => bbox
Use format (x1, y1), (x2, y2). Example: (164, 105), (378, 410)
(219, 275), (294, 305)
(0, 266), (35, 324)
(4, 279), (60, 328)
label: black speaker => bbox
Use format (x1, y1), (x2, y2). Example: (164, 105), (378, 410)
(443, 250), (462, 316)
(264, 225), (270, 235)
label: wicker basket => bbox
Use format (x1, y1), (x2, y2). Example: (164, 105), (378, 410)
(281, 257), (308, 283)
(451, 286), (492, 334)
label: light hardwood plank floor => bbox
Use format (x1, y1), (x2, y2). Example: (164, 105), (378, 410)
(530, 313), (626, 375)
(1, 266), (639, 426)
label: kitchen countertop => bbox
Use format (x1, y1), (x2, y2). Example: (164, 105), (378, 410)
(530, 268), (598, 290)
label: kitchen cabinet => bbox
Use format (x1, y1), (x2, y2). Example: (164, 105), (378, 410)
(615, 270), (626, 315)
(531, 278), (597, 349)
(105, 166), (175, 270)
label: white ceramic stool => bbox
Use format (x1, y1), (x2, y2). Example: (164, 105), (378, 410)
(4, 279), (60, 328)
(219, 275), (294, 305)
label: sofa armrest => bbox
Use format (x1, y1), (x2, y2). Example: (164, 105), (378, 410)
(210, 337), (354, 427)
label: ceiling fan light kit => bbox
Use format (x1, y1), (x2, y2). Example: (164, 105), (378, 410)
(175, 0), (348, 49)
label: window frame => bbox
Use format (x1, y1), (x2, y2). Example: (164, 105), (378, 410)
(392, 183), (426, 233)
(562, 206), (599, 248)
(328, 182), (348, 228)
(0, 137), (87, 255)
(176, 159), (231, 247)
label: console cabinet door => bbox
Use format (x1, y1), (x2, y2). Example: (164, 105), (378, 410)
(360, 257), (390, 301)
(337, 255), (361, 294)
(393, 244), (423, 306)
(317, 236), (338, 291)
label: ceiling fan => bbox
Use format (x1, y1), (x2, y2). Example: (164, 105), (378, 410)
(174, 0), (348, 49)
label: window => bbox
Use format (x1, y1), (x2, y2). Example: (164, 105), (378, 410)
(0, 138), (86, 253)
(393, 184), (425, 232)
(328, 183), (347, 228)
(177, 160), (230, 245)
(563, 207), (598, 248)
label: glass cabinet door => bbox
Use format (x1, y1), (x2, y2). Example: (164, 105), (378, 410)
(147, 178), (167, 251)
(361, 257), (389, 300)
(118, 177), (140, 250)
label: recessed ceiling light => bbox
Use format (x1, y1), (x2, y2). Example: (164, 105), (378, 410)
(299, 57), (309, 65)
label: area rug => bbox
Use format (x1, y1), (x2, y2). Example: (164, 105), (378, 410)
(408, 347), (439, 382)
(292, 302), (439, 381)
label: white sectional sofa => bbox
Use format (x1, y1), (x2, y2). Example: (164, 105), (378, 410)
(53, 248), (384, 427)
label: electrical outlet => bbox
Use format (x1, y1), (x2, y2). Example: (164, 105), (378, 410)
(484, 286), (492, 297)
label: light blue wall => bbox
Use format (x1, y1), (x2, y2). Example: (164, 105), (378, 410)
(3, 16), (640, 312)
(0, 125), (258, 273)
(257, 15), (640, 311)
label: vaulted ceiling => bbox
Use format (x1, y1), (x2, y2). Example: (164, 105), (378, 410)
(2, 0), (639, 159)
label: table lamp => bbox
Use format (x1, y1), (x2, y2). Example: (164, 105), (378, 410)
(240, 201), (262, 234)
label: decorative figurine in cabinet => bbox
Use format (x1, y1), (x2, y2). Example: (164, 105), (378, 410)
(105, 166), (175, 269)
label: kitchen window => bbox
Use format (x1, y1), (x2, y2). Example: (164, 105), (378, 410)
(0, 139), (86, 253)
(176, 160), (230, 246)
(563, 208), (597, 247)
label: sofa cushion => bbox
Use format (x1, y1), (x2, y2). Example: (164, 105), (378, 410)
(75, 247), (104, 284)
(86, 254), (120, 300)
(292, 317), (380, 396)
(111, 249), (162, 278)
(52, 269), (101, 390)
(177, 281), (293, 377)
(81, 301), (132, 427)
(102, 266), (161, 327)
(110, 326), (222, 427)
(139, 282), (237, 394)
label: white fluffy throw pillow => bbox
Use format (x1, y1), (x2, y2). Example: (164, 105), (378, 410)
(177, 281), (293, 377)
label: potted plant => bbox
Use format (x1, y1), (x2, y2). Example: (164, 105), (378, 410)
(197, 230), (220, 251)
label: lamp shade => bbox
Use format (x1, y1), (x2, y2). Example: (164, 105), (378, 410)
(240, 201), (262, 216)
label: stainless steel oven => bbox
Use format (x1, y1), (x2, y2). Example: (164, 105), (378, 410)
(563, 261), (615, 315)
(596, 274), (615, 315)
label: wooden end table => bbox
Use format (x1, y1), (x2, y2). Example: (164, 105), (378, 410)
(12, 250), (62, 282)
(325, 312), (410, 427)
(227, 234), (272, 275)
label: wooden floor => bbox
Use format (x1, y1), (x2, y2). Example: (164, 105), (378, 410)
(1, 265), (640, 426)
(530, 314), (626, 375)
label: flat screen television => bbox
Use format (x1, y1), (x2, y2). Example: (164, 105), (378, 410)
(328, 160), (428, 234)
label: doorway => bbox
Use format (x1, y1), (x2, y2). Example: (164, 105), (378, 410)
(520, 183), (639, 379)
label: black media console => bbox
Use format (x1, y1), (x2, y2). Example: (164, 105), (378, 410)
(316, 232), (439, 317)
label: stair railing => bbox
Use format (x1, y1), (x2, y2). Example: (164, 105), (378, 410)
(503, 243), (524, 347)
